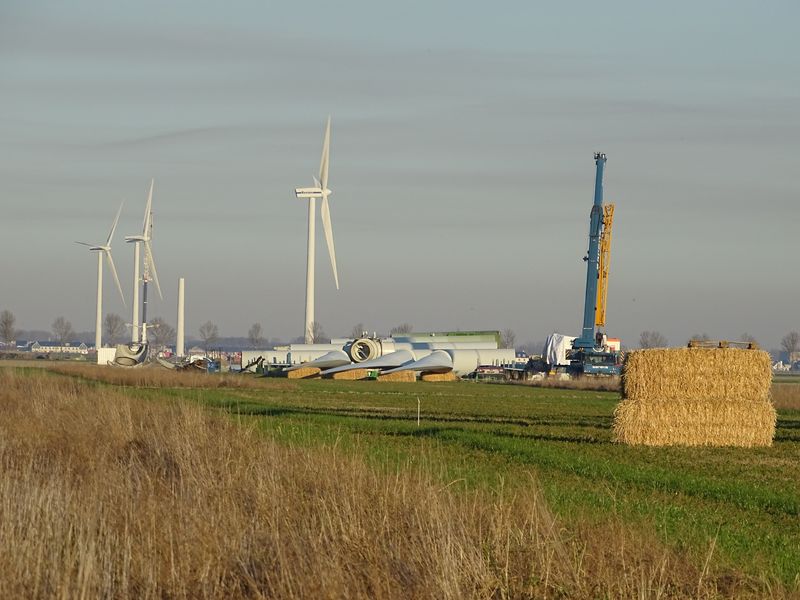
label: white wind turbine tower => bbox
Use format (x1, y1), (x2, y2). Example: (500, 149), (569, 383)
(125, 179), (163, 344)
(294, 116), (339, 343)
(75, 201), (126, 350)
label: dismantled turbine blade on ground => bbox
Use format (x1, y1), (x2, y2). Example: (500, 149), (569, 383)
(285, 349), (351, 371)
(321, 349), (416, 376)
(381, 350), (453, 375)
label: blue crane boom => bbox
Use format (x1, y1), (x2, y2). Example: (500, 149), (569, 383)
(574, 152), (607, 350)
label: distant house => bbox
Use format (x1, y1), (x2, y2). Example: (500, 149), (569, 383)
(31, 341), (60, 353)
(31, 341), (90, 355)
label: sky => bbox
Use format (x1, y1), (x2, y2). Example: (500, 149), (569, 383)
(1, 1), (798, 349)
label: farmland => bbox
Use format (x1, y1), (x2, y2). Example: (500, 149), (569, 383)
(2, 365), (799, 598)
(150, 377), (800, 582)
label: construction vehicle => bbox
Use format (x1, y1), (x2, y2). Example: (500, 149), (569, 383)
(569, 153), (622, 376)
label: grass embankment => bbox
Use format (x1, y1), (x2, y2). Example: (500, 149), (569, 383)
(3, 366), (799, 597)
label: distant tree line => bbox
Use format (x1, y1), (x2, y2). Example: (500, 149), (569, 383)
(5, 305), (800, 363)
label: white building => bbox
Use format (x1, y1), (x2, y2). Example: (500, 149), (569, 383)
(31, 341), (91, 355)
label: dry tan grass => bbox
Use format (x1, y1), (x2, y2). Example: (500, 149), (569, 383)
(526, 375), (622, 392)
(772, 384), (800, 411)
(47, 363), (294, 390)
(0, 369), (783, 598)
(615, 348), (776, 447)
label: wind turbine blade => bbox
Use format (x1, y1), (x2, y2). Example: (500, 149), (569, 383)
(75, 241), (93, 247)
(320, 194), (339, 290)
(106, 200), (124, 246)
(318, 116), (331, 190)
(105, 250), (126, 306)
(142, 179), (154, 234)
(144, 241), (163, 299)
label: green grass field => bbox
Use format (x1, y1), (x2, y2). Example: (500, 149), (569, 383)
(109, 376), (800, 588)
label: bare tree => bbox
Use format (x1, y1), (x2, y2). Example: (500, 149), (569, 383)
(0, 310), (17, 345)
(350, 323), (365, 339)
(52, 317), (75, 345)
(309, 321), (329, 344)
(198, 321), (219, 350)
(500, 328), (516, 349)
(688, 333), (711, 344)
(781, 332), (799, 360)
(739, 333), (758, 346)
(389, 323), (413, 337)
(248, 323), (264, 348)
(149, 317), (175, 347)
(639, 331), (667, 349)
(103, 313), (125, 345)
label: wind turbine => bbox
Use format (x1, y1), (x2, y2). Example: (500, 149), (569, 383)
(76, 201), (126, 350)
(294, 116), (339, 343)
(125, 179), (163, 344)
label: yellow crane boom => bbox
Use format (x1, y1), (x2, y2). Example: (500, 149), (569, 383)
(595, 203), (614, 328)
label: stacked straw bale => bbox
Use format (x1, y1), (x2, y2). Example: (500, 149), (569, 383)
(286, 367), (321, 379)
(377, 370), (417, 382)
(613, 348), (775, 447)
(421, 372), (459, 382)
(326, 369), (369, 381)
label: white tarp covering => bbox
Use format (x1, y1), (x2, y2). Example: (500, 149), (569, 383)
(544, 333), (576, 367)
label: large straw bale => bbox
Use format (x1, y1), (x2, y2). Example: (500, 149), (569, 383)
(286, 367), (321, 379)
(614, 347), (775, 447)
(421, 372), (459, 382)
(377, 370), (417, 382)
(622, 348), (772, 402)
(613, 397), (776, 447)
(326, 369), (369, 381)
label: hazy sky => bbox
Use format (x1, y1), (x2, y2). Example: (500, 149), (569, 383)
(1, 1), (798, 349)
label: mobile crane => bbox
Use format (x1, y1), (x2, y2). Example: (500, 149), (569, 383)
(570, 153), (621, 376)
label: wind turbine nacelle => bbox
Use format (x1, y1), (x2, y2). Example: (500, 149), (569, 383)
(294, 187), (331, 199)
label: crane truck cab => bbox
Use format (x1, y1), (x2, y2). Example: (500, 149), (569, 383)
(570, 347), (621, 376)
